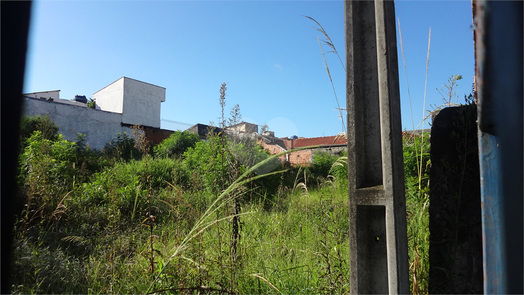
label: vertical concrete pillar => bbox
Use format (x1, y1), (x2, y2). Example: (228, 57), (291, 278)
(345, 0), (409, 293)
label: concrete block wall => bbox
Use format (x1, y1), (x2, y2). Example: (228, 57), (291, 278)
(230, 122), (258, 133)
(122, 78), (165, 128)
(318, 146), (346, 157)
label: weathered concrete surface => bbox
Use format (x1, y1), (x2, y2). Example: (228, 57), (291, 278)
(345, 0), (409, 293)
(23, 97), (134, 150)
(429, 105), (483, 294)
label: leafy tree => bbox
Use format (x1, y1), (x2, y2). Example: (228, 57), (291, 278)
(19, 114), (59, 144)
(154, 131), (199, 159)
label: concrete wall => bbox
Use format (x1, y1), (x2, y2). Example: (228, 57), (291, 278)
(122, 77), (165, 128)
(230, 122), (258, 133)
(319, 145), (346, 157)
(93, 77), (165, 128)
(93, 78), (124, 114)
(24, 77), (167, 150)
(23, 97), (134, 150)
(24, 90), (61, 99)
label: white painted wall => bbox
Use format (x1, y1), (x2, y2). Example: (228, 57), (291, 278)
(93, 77), (125, 114)
(122, 77), (165, 128)
(24, 90), (61, 99)
(23, 77), (165, 149)
(93, 77), (165, 128)
(23, 97), (135, 150)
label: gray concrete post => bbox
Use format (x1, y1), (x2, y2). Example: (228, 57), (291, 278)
(345, 0), (409, 293)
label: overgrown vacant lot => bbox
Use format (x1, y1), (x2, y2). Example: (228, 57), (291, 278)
(12, 116), (429, 294)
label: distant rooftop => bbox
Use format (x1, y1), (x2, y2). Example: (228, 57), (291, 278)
(281, 135), (347, 149)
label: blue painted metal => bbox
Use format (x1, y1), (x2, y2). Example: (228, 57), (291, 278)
(478, 132), (505, 294)
(475, 0), (523, 293)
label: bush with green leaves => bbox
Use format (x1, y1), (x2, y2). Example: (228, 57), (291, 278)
(19, 114), (59, 145)
(102, 132), (141, 162)
(183, 134), (232, 194)
(87, 98), (96, 109)
(311, 151), (336, 178)
(183, 133), (283, 198)
(154, 130), (200, 158)
(17, 131), (103, 227)
(19, 132), (96, 190)
(80, 156), (189, 221)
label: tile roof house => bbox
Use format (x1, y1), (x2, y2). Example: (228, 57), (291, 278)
(280, 135), (347, 166)
(184, 120), (348, 166)
(259, 134), (348, 166)
(281, 135), (348, 149)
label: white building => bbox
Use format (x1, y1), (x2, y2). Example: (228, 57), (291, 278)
(23, 77), (169, 150)
(94, 77), (166, 128)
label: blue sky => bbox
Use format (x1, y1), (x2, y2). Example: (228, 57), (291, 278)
(24, 0), (474, 139)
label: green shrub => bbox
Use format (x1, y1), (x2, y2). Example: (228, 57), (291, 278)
(154, 131), (200, 158)
(19, 132), (77, 190)
(80, 157), (189, 221)
(183, 134), (230, 194)
(17, 131), (104, 228)
(102, 132), (141, 162)
(310, 151), (336, 179)
(19, 115), (59, 147)
(11, 239), (88, 294)
(87, 98), (96, 109)
(183, 133), (284, 200)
